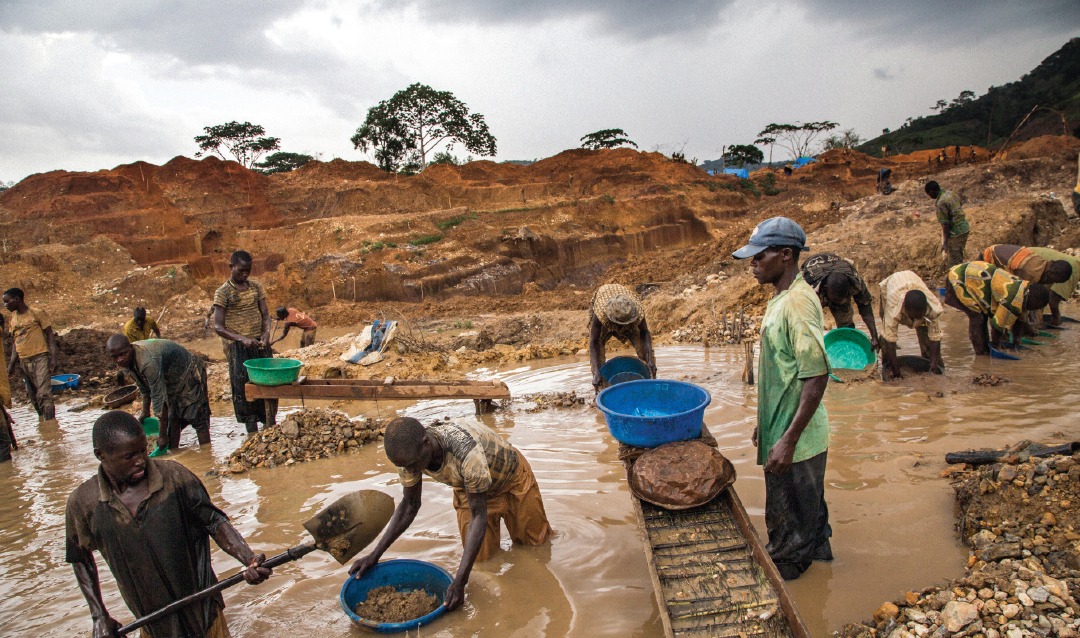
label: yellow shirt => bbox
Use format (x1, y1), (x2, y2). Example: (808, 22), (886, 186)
(10, 307), (51, 358)
(123, 317), (160, 342)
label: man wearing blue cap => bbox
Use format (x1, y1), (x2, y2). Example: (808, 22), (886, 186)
(733, 217), (832, 580)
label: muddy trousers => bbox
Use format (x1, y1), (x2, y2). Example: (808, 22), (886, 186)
(764, 450), (831, 579)
(226, 341), (278, 432)
(20, 353), (54, 420)
(299, 328), (316, 348)
(452, 456), (553, 562)
(945, 233), (969, 270)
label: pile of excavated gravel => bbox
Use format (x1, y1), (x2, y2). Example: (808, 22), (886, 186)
(225, 408), (384, 472)
(842, 451), (1080, 638)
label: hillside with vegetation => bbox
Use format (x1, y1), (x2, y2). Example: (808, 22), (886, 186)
(859, 37), (1080, 157)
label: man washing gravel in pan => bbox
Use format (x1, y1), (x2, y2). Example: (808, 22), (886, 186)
(733, 217), (833, 580)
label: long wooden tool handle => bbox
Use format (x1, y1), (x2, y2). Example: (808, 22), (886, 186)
(117, 543), (316, 635)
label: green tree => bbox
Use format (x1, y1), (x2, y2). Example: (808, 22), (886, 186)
(352, 83), (497, 170)
(253, 152), (315, 174)
(194, 121), (280, 168)
(756, 121), (838, 160)
(580, 129), (638, 150)
(722, 144), (764, 168)
(820, 128), (863, 151)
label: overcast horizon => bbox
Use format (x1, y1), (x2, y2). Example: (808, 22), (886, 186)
(2, 0), (1079, 183)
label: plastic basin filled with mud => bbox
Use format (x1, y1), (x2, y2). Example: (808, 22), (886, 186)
(50, 374), (80, 392)
(824, 328), (875, 370)
(599, 356), (651, 384)
(596, 379), (711, 448)
(243, 358), (303, 386)
(340, 559), (452, 633)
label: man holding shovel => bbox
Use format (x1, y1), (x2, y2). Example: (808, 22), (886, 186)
(66, 410), (270, 637)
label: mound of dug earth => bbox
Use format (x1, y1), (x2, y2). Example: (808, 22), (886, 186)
(354, 586), (439, 624)
(225, 408), (384, 473)
(842, 451), (1080, 638)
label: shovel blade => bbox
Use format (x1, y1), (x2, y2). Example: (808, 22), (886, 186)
(303, 490), (395, 565)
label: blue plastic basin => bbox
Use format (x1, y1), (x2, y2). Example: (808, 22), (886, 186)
(50, 374), (80, 393)
(596, 379), (711, 448)
(599, 356), (651, 384)
(340, 559), (452, 633)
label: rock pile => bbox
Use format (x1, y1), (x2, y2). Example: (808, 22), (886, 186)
(225, 408), (384, 473)
(975, 374), (1011, 387)
(843, 451), (1080, 638)
(520, 391), (586, 412)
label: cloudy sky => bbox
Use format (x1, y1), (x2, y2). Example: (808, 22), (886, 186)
(1, 0), (1079, 182)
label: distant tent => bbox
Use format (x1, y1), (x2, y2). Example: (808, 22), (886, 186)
(793, 157), (818, 168)
(723, 168), (750, 179)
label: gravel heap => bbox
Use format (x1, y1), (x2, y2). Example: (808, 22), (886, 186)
(843, 452), (1080, 638)
(519, 391), (586, 412)
(226, 408), (384, 473)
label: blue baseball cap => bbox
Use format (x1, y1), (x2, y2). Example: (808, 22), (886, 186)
(732, 217), (807, 259)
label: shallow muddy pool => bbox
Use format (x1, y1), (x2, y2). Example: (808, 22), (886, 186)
(3, 307), (1079, 637)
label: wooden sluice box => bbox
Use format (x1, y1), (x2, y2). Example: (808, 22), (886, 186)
(619, 425), (811, 638)
(244, 377), (510, 414)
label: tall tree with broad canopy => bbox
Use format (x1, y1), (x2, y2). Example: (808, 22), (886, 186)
(580, 129), (638, 150)
(352, 83), (496, 170)
(253, 152), (315, 174)
(756, 121), (839, 160)
(723, 144), (764, 168)
(194, 121), (280, 168)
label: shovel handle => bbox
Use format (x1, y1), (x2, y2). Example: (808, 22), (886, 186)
(117, 543), (316, 635)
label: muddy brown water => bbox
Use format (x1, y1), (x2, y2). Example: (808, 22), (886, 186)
(3, 308), (1080, 637)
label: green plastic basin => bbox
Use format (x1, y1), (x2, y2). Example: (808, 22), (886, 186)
(142, 417), (160, 436)
(243, 358), (303, 386)
(824, 327), (875, 370)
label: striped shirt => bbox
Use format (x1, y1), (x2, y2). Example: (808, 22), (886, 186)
(878, 271), (943, 343)
(213, 279), (267, 340)
(399, 418), (520, 494)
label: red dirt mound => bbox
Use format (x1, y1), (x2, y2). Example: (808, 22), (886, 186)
(998, 135), (1080, 161)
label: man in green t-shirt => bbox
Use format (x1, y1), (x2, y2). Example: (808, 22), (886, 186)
(733, 217), (832, 580)
(925, 181), (969, 269)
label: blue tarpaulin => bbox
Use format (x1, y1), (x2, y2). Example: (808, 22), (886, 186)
(793, 157), (818, 168)
(723, 168), (750, 179)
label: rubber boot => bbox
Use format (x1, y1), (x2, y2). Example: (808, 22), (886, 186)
(244, 417), (259, 434)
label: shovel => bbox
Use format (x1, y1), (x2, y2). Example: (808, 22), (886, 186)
(117, 489), (395, 636)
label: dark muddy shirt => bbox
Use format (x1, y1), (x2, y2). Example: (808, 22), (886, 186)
(128, 339), (205, 419)
(65, 459), (230, 638)
(800, 253), (873, 315)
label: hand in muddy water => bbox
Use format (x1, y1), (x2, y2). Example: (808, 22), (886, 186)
(93, 615), (121, 638)
(242, 554), (272, 584)
(443, 579), (466, 611)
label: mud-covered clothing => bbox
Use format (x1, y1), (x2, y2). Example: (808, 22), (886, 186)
(589, 285), (654, 378)
(214, 279), (267, 341)
(946, 232), (969, 269)
(948, 261), (1028, 332)
(765, 450), (831, 577)
(757, 273), (830, 467)
(800, 254), (874, 322)
(981, 245), (1050, 283)
(399, 419), (520, 494)
(283, 308), (316, 330)
(452, 455), (552, 561)
(1029, 247), (1080, 301)
(936, 190), (969, 237)
(20, 352), (54, 418)
(9, 307), (51, 358)
(128, 340), (207, 421)
(123, 317), (161, 343)
(226, 341), (277, 427)
(878, 271), (943, 344)
(0, 334), (9, 409)
(65, 459), (231, 638)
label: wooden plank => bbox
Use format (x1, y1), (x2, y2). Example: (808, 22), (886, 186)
(628, 471), (678, 638)
(244, 381), (510, 401)
(725, 488), (812, 638)
(288, 378), (503, 388)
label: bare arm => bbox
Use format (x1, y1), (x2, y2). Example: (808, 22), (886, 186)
(444, 491), (487, 611)
(7, 338), (17, 377)
(213, 305), (256, 347)
(349, 482), (422, 578)
(271, 323), (293, 346)
(764, 373), (829, 474)
(45, 326), (58, 374)
(211, 522), (271, 584)
(259, 299), (271, 347)
(72, 553), (122, 638)
(881, 341), (901, 380)
(858, 305), (879, 350)
(588, 318), (604, 390)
